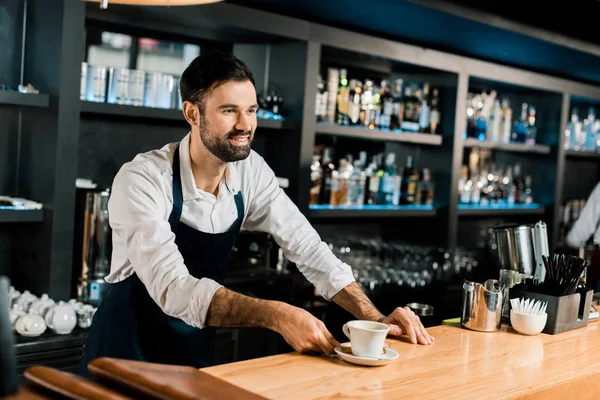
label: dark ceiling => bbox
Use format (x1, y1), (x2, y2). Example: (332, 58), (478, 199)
(225, 0), (600, 87)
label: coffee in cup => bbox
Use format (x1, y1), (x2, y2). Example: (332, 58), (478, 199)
(342, 320), (390, 358)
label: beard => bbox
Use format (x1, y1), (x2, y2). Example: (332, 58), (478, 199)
(198, 114), (253, 163)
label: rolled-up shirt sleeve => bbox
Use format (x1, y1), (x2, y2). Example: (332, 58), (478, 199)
(567, 182), (600, 248)
(242, 154), (355, 300)
(108, 162), (222, 328)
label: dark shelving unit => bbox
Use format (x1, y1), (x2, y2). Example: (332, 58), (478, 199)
(308, 204), (437, 218)
(315, 123), (443, 146)
(2, 0), (600, 300)
(457, 203), (545, 216)
(0, 209), (44, 223)
(463, 138), (551, 155)
(80, 101), (293, 129)
(565, 150), (600, 159)
(0, 91), (50, 108)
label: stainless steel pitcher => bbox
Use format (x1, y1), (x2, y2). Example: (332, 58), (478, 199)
(461, 279), (504, 332)
(493, 224), (536, 276)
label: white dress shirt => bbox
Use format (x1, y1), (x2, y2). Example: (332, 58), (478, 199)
(567, 181), (600, 248)
(106, 132), (355, 329)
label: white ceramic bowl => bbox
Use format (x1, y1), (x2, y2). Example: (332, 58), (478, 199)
(510, 310), (547, 336)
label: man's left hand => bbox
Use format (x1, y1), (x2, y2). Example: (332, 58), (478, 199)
(381, 307), (435, 345)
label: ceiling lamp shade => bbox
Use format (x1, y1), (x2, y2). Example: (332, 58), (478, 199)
(85, 0), (223, 8)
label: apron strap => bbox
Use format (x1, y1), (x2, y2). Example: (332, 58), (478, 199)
(168, 145), (184, 233)
(233, 191), (244, 225)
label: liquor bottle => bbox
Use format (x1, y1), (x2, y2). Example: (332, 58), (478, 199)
(501, 99), (512, 144)
(319, 148), (335, 204)
(415, 168), (435, 206)
(513, 162), (524, 204)
(486, 99), (502, 143)
(466, 93), (476, 138)
(512, 102), (529, 144)
(309, 154), (322, 205)
(458, 165), (468, 203)
(390, 79), (404, 130)
(419, 83), (431, 133)
(348, 80), (363, 125)
(368, 154), (383, 205)
(399, 155), (419, 205)
(336, 69), (350, 126)
(584, 107), (597, 152)
(523, 176), (533, 204)
(526, 105), (537, 145)
(379, 80), (393, 130)
(369, 82), (382, 130)
(564, 108), (581, 150)
(377, 153), (398, 205)
(315, 74), (328, 122)
(401, 85), (420, 132)
(429, 88), (441, 135)
(361, 79), (374, 128)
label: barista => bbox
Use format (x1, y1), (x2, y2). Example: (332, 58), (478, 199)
(566, 181), (600, 292)
(80, 52), (434, 376)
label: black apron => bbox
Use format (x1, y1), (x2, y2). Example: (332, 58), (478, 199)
(80, 145), (244, 376)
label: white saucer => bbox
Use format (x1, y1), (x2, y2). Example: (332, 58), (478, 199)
(334, 346), (399, 367)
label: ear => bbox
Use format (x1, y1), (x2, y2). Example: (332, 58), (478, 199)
(182, 101), (199, 126)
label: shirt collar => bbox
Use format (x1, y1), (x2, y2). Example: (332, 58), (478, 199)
(177, 132), (241, 201)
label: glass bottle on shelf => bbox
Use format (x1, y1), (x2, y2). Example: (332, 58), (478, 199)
(399, 155), (419, 205)
(377, 153), (398, 205)
(458, 165), (469, 203)
(336, 69), (350, 126)
(564, 107), (580, 150)
(348, 80), (363, 125)
(415, 168), (435, 206)
(379, 80), (393, 130)
(526, 105), (537, 145)
(429, 88), (441, 135)
(512, 102), (529, 144)
(309, 154), (322, 205)
(487, 99), (502, 143)
(319, 148), (335, 205)
(369, 82), (382, 130)
(419, 83), (431, 133)
(584, 107), (597, 152)
(523, 176), (533, 204)
(401, 85), (420, 132)
(501, 99), (512, 144)
(390, 79), (404, 130)
(315, 74), (328, 122)
(368, 154), (383, 205)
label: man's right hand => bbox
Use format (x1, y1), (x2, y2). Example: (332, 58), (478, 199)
(274, 305), (339, 355)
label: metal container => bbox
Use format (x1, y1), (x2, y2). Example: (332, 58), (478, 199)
(493, 224), (536, 276)
(143, 71), (163, 108)
(107, 67), (130, 105)
(461, 279), (504, 332)
(76, 189), (112, 306)
(128, 69), (146, 107)
(85, 65), (107, 103)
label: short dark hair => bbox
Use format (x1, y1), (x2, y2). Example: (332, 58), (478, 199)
(179, 51), (255, 112)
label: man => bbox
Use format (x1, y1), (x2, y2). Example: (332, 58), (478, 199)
(566, 181), (600, 292)
(81, 52), (433, 373)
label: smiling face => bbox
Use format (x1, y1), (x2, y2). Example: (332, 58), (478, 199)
(191, 80), (258, 163)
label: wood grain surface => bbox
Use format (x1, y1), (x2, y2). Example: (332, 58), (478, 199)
(23, 365), (132, 400)
(203, 322), (600, 399)
(88, 357), (267, 400)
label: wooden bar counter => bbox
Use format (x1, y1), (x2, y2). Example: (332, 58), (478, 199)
(203, 321), (600, 399)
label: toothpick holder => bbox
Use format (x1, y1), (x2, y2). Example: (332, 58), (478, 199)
(508, 288), (593, 334)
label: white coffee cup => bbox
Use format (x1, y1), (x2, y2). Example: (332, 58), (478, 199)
(342, 320), (390, 358)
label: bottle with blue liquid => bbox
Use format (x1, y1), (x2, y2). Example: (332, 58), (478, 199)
(584, 107), (598, 152)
